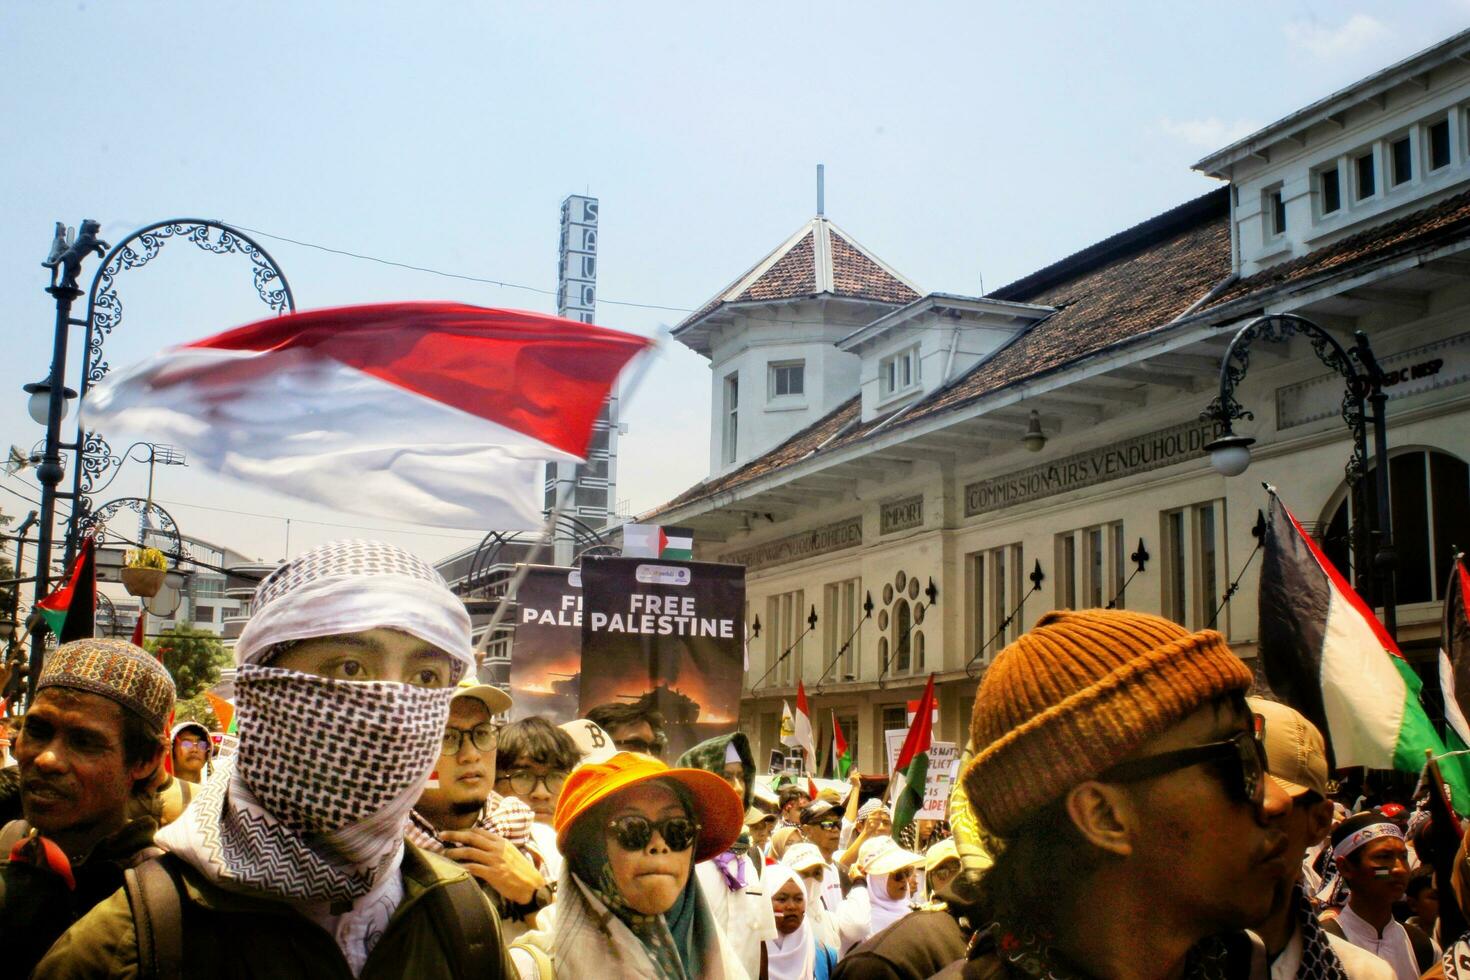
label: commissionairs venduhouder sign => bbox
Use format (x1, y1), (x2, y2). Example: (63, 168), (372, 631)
(964, 418), (1224, 517)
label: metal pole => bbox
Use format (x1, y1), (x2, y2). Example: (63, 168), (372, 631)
(1353, 330), (1398, 641)
(29, 219), (105, 703)
(29, 287), (80, 702)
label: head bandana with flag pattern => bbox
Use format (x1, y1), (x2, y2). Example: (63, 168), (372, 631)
(157, 539), (473, 908)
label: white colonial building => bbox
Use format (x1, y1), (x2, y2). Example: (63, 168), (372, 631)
(642, 30), (1470, 773)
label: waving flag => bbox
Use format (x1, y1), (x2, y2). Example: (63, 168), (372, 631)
(832, 712), (852, 779)
(1259, 490), (1470, 811)
(36, 536), (95, 642)
(1441, 553), (1470, 746)
(82, 303), (652, 530)
(891, 673), (936, 835)
(792, 681), (815, 768)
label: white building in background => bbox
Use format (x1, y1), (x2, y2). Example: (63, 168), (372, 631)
(139, 533), (250, 637)
(641, 30), (1470, 773)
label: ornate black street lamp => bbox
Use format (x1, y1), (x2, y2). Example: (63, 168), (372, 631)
(1201, 313), (1399, 637)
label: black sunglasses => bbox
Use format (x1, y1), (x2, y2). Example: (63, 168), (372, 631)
(606, 815), (701, 852)
(614, 738), (665, 758)
(1100, 730), (1266, 808)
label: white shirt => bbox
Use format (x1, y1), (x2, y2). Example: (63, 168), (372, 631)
(1333, 904), (1437, 980)
(696, 856), (777, 980)
(1248, 922), (1396, 980)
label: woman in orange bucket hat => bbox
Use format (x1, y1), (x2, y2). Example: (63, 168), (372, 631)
(509, 751), (749, 979)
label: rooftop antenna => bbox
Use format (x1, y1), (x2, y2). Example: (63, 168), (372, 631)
(816, 164), (825, 217)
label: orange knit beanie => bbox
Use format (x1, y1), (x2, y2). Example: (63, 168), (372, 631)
(964, 608), (1253, 838)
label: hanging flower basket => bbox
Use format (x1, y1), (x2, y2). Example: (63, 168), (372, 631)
(121, 566), (166, 598)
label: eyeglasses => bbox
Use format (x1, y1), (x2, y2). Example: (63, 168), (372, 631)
(606, 814), (701, 852)
(176, 737), (210, 751)
(807, 819), (841, 832)
(497, 768), (568, 796)
(1100, 730), (1266, 809)
(614, 737), (665, 758)
(442, 723), (499, 756)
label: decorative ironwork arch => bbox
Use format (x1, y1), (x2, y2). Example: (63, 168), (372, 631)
(75, 497), (188, 567)
(456, 515), (609, 598)
(65, 220), (295, 560)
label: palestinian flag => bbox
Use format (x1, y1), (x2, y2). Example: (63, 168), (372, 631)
(623, 525), (695, 561)
(1440, 553), (1470, 746)
(891, 673), (936, 835)
(660, 528), (694, 561)
(832, 712), (852, 779)
(1259, 490), (1470, 811)
(82, 303), (652, 530)
(204, 691), (237, 734)
(35, 536), (96, 642)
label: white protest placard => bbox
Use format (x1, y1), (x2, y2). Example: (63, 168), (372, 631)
(884, 730), (958, 820)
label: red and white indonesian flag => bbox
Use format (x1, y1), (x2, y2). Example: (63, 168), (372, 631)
(1259, 489), (1470, 804)
(82, 303), (652, 530)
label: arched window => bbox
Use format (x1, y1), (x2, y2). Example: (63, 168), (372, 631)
(1320, 448), (1470, 606)
(894, 600), (911, 672)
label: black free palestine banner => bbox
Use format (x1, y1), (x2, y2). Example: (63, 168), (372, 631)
(579, 556), (745, 761)
(508, 565), (583, 725)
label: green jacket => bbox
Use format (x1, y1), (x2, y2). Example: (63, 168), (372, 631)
(0, 816), (160, 980)
(677, 731), (755, 810)
(33, 843), (514, 979)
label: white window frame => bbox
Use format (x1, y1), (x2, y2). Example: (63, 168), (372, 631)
(768, 360), (806, 401)
(723, 372), (739, 465)
(1160, 500), (1228, 631)
(1263, 184), (1286, 241)
(967, 542), (1024, 667)
(1055, 522), (1125, 610)
(1316, 161), (1344, 219)
(766, 589), (806, 686)
(878, 345), (921, 400)
(1426, 115), (1454, 174)
(824, 577), (861, 682)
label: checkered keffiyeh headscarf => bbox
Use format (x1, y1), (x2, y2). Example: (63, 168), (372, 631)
(235, 539), (474, 673)
(406, 792), (536, 854)
(157, 540), (471, 907)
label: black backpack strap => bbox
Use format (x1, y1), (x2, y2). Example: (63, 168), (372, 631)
(426, 875), (500, 976)
(123, 858), (184, 980)
(1405, 920), (1436, 971)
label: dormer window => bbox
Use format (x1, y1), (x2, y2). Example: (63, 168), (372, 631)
(1430, 118), (1451, 171)
(768, 360), (805, 400)
(1390, 135), (1413, 186)
(879, 346), (920, 400)
(1355, 151), (1377, 201)
(1265, 186), (1286, 238)
(1319, 166), (1342, 214)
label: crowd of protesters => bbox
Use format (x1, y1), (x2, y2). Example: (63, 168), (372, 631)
(0, 542), (1465, 978)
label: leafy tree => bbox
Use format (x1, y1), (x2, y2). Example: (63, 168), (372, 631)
(145, 623), (228, 701)
(173, 692), (221, 732)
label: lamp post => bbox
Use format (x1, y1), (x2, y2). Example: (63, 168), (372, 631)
(1201, 313), (1398, 637)
(28, 221), (108, 700)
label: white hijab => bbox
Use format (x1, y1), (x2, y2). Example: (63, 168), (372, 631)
(763, 864), (817, 980)
(865, 871), (913, 937)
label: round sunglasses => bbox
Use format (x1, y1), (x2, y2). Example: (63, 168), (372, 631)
(606, 814), (702, 852)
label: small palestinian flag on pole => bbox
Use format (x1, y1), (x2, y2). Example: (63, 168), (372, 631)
(1258, 488), (1470, 811)
(832, 712), (852, 779)
(36, 536), (96, 642)
(1439, 552), (1470, 747)
(890, 673), (936, 836)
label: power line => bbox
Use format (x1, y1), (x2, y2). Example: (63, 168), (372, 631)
(227, 221), (1001, 333)
(154, 498), (485, 541)
(228, 223), (697, 315)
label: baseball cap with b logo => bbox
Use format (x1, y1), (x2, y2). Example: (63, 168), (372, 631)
(1247, 696), (1329, 798)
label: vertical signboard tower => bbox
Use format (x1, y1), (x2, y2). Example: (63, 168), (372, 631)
(549, 195), (618, 564)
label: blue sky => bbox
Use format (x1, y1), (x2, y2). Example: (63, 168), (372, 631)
(1, 2), (1466, 567)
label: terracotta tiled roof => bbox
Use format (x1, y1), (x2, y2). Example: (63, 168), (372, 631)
(738, 232), (816, 301)
(652, 184), (1470, 518)
(674, 217), (920, 337)
(1203, 186), (1470, 312)
(652, 191), (1231, 515)
(830, 233), (921, 304)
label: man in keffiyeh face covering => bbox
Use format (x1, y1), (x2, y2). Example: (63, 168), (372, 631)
(35, 540), (515, 979)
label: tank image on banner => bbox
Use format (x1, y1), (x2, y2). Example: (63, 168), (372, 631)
(578, 556), (745, 761)
(507, 564), (584, 725)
